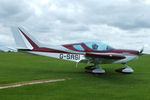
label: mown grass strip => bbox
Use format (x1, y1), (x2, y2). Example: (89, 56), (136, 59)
(0, 78), (71, 89)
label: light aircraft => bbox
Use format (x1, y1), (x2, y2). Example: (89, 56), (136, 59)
(11, 27), (143, 74)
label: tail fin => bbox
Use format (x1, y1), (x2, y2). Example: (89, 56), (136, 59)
(11, 27), (40, 50)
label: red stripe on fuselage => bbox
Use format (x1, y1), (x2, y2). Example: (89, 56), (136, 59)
(19, 47), (79, 54)
(33, 47), (68, 53)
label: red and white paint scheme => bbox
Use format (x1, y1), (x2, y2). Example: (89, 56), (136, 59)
(12, 27), (143, 74)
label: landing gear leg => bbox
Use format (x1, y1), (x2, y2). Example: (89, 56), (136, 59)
(115, 64), (134, 74)
(85, 64), (105, 74)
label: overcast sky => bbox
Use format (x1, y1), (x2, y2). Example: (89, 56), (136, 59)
(0, 0), (150, 53)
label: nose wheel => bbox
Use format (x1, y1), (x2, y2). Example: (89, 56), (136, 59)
(115, 64), (134, 74)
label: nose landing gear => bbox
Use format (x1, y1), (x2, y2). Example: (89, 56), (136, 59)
(115, 64), (134, 74)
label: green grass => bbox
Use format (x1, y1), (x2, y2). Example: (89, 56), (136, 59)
(0, 52), (150, 100)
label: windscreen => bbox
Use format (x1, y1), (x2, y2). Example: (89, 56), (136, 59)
(84, 41), (113, 51)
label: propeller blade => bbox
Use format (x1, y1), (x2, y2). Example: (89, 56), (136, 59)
(139, 46), (144, 54)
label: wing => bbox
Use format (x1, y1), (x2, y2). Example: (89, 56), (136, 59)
(86, 53), (125, 59)
(80, 53), (126, 64)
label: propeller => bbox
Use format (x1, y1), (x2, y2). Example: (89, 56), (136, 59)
(139, 46), (144, 55)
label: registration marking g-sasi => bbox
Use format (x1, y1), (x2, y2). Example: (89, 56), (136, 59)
(59, 54), (80, 60)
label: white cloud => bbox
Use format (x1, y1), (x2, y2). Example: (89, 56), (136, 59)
(0, 0), (149, 54)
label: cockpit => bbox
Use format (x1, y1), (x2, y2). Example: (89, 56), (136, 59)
(73, 41), (113, 51)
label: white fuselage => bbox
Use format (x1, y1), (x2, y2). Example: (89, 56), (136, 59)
(27, 51), (138, 64)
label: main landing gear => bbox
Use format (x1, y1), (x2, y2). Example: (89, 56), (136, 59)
(115, 64), (134, 74)
(85, 64), (105, 74)
(85, 63), (134, 74)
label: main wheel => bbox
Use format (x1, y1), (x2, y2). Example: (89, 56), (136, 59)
(85, 66), (96, 73)
(85, 66), (105, 74)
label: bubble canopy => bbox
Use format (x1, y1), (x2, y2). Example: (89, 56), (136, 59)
(73, 41), (113, 51)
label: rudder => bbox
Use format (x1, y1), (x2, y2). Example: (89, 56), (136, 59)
(11, 27), (39, 50)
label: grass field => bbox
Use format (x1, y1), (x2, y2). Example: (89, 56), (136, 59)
(0, 52), (150, 100)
